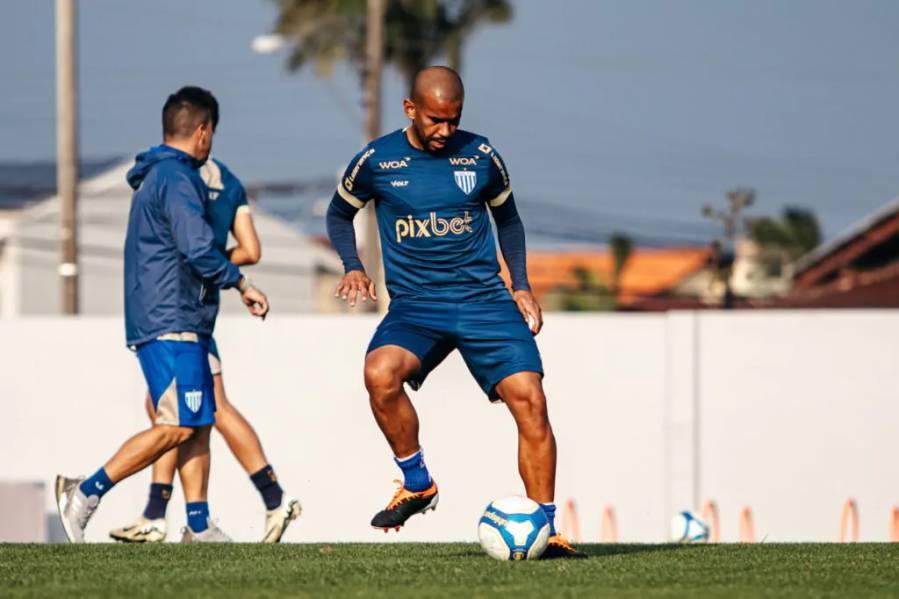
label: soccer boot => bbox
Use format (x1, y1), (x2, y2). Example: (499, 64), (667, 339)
(180, 519), (233, 543)
(541, 533), (588, 559)
(55, 475), (98, 544)
(109, 515), (167, 543)
(262, 495), (302, 543)
(370, 479), (439, 531)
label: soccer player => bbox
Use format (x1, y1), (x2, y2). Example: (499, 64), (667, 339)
(326, 67), (585, 558)
(109, 157), (300, 544)
(55, 86), (269, 543)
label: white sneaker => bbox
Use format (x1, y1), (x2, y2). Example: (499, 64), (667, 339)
(262, 495), (302, 543)
(55, 475), (99, 544)
(180, 519), (232, 543)
(110, 515), (167, 543)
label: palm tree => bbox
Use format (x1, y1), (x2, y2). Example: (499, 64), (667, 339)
(609, 232), (633, 299)
(272, 0), (513, 87)
(748, 207), (821, 261)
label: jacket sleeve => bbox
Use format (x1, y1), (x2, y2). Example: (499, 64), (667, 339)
(162, 169), (242, 289)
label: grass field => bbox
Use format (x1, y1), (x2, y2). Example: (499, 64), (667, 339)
(2, 543), (898, 598)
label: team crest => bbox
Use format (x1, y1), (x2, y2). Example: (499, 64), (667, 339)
(185, 390), (203, 413)
(454, 170), (477, 195)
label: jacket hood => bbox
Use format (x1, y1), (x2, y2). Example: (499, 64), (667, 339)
(126, 145), (202, 190)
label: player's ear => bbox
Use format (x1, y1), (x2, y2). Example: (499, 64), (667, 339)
(403, 98), (416, 121)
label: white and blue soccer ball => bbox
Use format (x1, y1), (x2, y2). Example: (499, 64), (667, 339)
(478, 496), (551, 561)
(670, 510), (710, 543)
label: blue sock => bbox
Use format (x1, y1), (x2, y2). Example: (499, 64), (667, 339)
(394, 449), (431, 492)
(250, 465), (284, 511)
(79, 468), (114, 499)
(143, 483), (173, 520)
(186, 501), (210, 533)
(540, 502), (557, 536)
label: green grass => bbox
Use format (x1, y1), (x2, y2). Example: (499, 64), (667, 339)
(1, 543), (898, 598)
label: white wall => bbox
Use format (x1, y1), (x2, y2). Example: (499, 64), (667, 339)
(0, 311), (896, 543)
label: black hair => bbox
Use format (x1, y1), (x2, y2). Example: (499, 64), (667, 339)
(162, 86), (219, 139)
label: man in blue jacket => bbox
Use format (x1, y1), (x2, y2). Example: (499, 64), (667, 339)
(54, 86), (269, 543)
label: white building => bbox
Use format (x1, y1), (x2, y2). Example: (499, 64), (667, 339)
(0, 161), (342, 318)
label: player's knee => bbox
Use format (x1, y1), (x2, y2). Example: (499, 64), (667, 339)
(364, 359), (404, 398)
(156, 424), (194, 447)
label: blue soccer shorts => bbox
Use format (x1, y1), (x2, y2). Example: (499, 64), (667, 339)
(136, 335), (216, 427)
(367, 299), (544, 401)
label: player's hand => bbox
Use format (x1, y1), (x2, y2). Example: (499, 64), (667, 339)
(513, 289), (543, 335)
(241, 284), (269, 319)
(335, 270), (377, 307)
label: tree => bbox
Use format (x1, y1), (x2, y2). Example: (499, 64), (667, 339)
(609, 232), (632, 297)
(272, 0), (513, 86)
(748, 207), (821, 260)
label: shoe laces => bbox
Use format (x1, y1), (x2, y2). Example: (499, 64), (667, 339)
(386, 480), (413, 510)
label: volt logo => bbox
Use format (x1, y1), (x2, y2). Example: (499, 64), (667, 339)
(395, 212), (473, 243)
(390, 180), (409, 188)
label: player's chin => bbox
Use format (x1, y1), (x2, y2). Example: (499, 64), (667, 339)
(428, 139), (447, 150)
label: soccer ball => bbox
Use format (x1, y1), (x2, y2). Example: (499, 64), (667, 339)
(669, 510), (710, 543)
(478, 496), (550, 561)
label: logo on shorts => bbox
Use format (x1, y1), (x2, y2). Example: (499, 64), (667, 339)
(185, 390), (203, 413)
(454, 170), (477, 195)
(395, 212), (473, 243)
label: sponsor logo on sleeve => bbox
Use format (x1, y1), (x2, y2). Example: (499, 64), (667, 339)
(343, 147), (375, 192)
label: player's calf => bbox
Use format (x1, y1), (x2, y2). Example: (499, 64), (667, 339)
(57, 425), (195, 543)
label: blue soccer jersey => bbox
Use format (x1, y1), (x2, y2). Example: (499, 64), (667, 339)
(199, 158), (250, 254)
(336, 129), (513, 302)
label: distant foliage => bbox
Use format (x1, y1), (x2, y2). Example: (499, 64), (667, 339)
(748, 207), (821, 260)
(273, 0), (513, 84)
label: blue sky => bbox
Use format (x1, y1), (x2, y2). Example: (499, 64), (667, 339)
(2, 0), (898, 243)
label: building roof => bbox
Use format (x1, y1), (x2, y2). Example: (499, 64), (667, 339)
(1, 160), (341, 315)
(792, 196), (899, 284)
(0, 158), (122, 212)
(500, 246), (713, 303)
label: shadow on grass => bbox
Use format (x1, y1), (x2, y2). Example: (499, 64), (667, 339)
(442, 544), (700, 559)
(581, 543), (701, 558)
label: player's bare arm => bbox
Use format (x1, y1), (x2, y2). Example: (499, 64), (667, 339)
(227, 208), (261, 266)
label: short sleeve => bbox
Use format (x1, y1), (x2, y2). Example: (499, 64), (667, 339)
(478, 140), (513, 208)
(233, 179), (249, 208)
(336, 145), (377, 209)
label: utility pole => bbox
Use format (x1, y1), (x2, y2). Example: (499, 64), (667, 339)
(702, 187), (755, 246)
(364, 0), (386, 312)
(56, 0), (79, 314)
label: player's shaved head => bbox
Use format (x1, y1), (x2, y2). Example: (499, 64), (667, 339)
(410, 66), (465, 105)
(404, 66), (465, 153)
